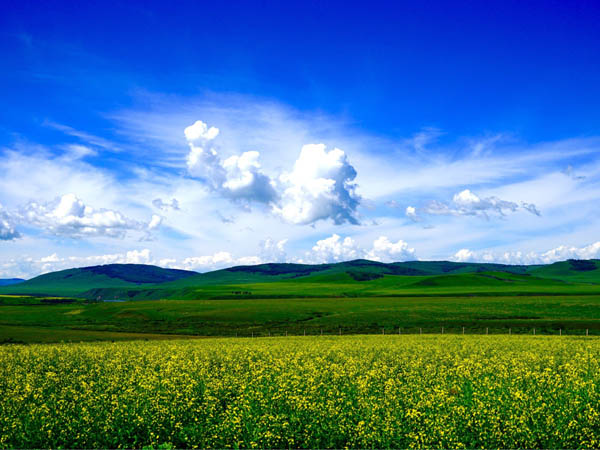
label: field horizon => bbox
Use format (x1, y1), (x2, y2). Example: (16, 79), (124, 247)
(1, 257), (600, 344)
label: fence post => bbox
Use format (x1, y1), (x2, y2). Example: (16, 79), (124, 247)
(304, 329), (306, 336)
(486, 327), (488, 335)
(587, 329), (589, 336)
(383, 328), (385, 335)
(321, 329), (323, 336)
(399, 327), (401, 335)
(252, 332), (253, 338)
(339, 328), (341, 336)
(442, 326), (444, 334)
(420, 328), (422, 335)
(286, 331), (288, 337)
(509, 327), (511, 335)
(533, 328), (535, 336)
(462, 326), (465, 335)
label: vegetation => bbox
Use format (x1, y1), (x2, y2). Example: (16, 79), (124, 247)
(2, 259), (599, 300)
(2, 335), (600, 448)
(2, 293), (600, 343)
(0, 259), (599, 343)
(0, 264), (197, 297)
(0, 278), (24, 286)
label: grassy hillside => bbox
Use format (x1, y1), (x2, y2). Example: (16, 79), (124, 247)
(1, 259), (600, 343)
(1, 259), (599, 300)
(80, 270), (598, 301)
(529, 259), (600, 283)
(0, 264), (197, 297)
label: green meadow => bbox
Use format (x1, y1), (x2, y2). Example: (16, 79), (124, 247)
(1, 259), (600, 343)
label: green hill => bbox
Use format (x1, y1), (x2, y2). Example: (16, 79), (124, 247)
(2, 259), (600, 299)
(528, 259), (600, 283)
(0, 264), (197, 297)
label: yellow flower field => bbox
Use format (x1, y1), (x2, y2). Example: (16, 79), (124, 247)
(1, 335), (599, 448)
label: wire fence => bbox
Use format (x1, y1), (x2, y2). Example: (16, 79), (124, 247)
(233, 326), (597, 338)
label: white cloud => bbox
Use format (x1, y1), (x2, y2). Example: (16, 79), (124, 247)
(308, 234), (359, 263)
(0, 205), (20, 241)
(180, 251), (262, 272)
(18, 193), (160, 239)
(63, 144), (97, 160)
(274, 144), (360, 225)
(185, 120), (360, 225)
(221, 151), (278, 203)
(405, 206), (418, 221)
(416, 189), (539, 220)
(147, 214), (162, 230)
(453, 248), (477, 262)
(452, 242), (600, 265)
(186, 144), (227, 190)
(120, 249), (153, 264)
(304, 234), (417, 263)
(259, 237), (288, 262)
(185, 120), (277, 205)
(184, 120), (220, 142)
(152, 198), (180, 211)
(366, 236), (416, 262)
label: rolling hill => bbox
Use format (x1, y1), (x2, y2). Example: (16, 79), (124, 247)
(1, 258), (599, 299)
(2, 258), (600, 342)
(528, 259), (600, 283)
(0, 264), (197, 296)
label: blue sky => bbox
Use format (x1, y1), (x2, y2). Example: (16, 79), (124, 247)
(1, 1), (600, 277)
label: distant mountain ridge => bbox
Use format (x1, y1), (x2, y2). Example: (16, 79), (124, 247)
(0, 278), (25, 286)
(0, 259), (598, 299)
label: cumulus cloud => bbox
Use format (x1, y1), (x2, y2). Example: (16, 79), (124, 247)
(18, 193), (161, 239)
(180, 252), (262, 272)
(184, 121), (361, 225)
(0, 206), (20, 241)
(152, 198), (180, 211)
(185, 120), (277, 204)
(304, 234), (416, 263)
(259, 237), (288, 262)
(308, 234), (360, 263)
(452, 241), (600, 265)
(221, 152), (278, 203)
(366, 236), (416, 262)
(410, 189), (541, 221)
(405, 206), (418, 221)
(274, 144), (360, 225)
(184, 120), (220, 142)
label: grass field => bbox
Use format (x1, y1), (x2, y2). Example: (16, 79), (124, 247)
(1, 259), (600, 343)
(2, 294), (600, 343)
(1, 335), (599, 448)
(3, 293), (600, 343)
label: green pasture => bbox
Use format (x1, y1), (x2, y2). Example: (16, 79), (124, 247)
(2, 293), (600, 343)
